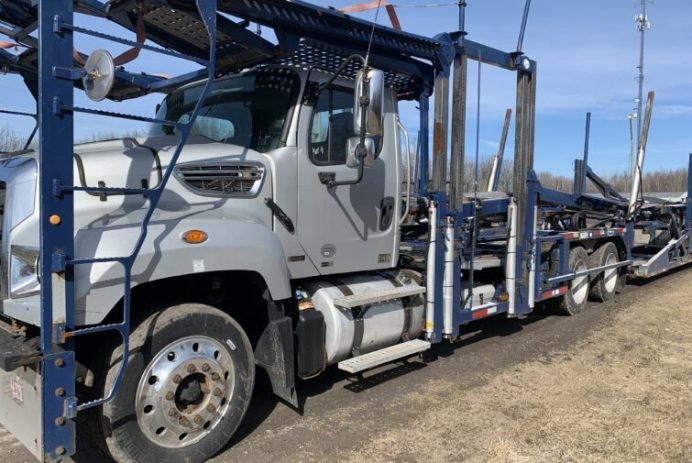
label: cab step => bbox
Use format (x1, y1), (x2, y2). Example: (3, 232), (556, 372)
(333, 286), (426, 309)
(338, 339), (431, 374)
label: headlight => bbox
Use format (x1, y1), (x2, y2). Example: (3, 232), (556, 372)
(10, 245), (39, 298)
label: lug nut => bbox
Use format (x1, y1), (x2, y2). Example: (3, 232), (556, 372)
(194, 415), (204, 425)
(173, 374), (182, 384)
(187, 364), (196, 373)
(206, 404), (216, 413)
(179, 416), (190, 427)
(213, 388), (223, 397)
(168, 408), (177, 417)
(211, 372), (220, 381)
(165, 391), (175, 401)
(201, 363), (211, 372)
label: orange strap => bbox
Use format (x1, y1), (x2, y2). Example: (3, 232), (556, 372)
(340, 0), (390, 13)
(0, 41), (17, 49)
(339, 1), (401, 30)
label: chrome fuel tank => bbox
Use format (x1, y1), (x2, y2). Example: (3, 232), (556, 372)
(303, 271), (424, 365)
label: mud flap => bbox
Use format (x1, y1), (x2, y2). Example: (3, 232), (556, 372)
(0, 364), (43, 459)
(254, 294), (298, 407)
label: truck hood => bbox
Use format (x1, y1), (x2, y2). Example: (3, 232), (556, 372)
(74, 134), (254, 185)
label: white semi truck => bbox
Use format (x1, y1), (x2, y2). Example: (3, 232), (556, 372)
(0, 1), (690, 462)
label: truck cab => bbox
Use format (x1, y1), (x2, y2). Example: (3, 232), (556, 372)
(0, 60), (425, 462)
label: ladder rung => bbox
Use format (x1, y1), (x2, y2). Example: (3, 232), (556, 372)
(70, 322), (125, 337)
(68, 105), (181, 126)
(65, 186), (151, 195)
(69, 256), (128, 265)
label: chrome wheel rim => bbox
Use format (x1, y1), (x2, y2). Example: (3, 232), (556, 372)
(135, 336), (235, 448)
(572, 260), (589, 305)
(603, 252), (618, 293)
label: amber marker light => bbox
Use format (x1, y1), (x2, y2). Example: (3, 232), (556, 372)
(182, 229), (208, 244)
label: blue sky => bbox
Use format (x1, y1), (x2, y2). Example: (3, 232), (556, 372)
(1, 0), (691, 176)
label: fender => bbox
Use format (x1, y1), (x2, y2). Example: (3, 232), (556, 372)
(72, 211), (292, 325)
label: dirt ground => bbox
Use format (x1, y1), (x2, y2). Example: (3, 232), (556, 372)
(2, 266), (691, 462)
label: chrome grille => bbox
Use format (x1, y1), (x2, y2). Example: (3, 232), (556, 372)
(175, 163), (265, 197)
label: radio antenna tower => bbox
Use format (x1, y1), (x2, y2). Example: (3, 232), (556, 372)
(631, 0), (650, 183)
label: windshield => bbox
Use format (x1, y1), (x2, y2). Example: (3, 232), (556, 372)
(151, 68), (301, 153)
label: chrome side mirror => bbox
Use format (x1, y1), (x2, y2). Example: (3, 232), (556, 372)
(346, 136), (375, 169)
(353, 68), (384, 137)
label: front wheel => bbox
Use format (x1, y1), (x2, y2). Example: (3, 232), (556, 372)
(93, 303), (255, 463)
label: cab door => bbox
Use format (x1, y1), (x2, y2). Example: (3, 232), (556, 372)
(296, 82), (400, 274)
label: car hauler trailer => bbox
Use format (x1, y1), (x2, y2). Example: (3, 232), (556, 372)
(0, 1), (690, 461)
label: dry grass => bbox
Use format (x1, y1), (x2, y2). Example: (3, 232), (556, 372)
(341, 272), (692, 463)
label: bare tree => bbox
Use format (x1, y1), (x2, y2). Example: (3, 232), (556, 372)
(0, 125), (30, 154)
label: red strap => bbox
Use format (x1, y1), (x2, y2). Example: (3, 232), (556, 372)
(112, 1), (147, 66)
(73, 48), (86, 65)
(385, 4), (401, 30)
(74, 1), (146, 68)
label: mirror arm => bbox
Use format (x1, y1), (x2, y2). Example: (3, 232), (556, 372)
(319, 55), (366, 91)
(327, 96), (370, 189)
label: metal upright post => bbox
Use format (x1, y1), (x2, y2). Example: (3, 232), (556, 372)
(418, 89), (430, 196)
(450, 53), (467, 209)
(635, 1), (650, 150)
(38, 0), (77, 459)
(526, 64), (537, 171)
(512, 65), (537, 315)
(513, 70), (529, 240)
(487, 108), (512, 192)
(574, 112), (591, 195)
(582, 112), (591, 193)
(627, 91), (655, 220)
(432, 68), (450, 193)
(449, 1), (467, 210)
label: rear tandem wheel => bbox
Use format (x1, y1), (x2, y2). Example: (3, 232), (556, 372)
(555, 246), (590, 316)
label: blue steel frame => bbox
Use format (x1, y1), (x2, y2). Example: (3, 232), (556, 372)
(420, 31), (538, 338)
(36, 0), (218, 458)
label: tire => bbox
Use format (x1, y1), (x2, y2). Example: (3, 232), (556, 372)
(589, 242), (619, 302)
(556, 246), (590, 316)
(92, 303), (255, 463)
(653, 229), (672, 246)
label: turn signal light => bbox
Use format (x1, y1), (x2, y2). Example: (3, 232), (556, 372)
(498, 292), (510, 302)
(182, 230), (208, 244)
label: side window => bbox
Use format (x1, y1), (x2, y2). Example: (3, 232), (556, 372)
(309, 87), (354, 165)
